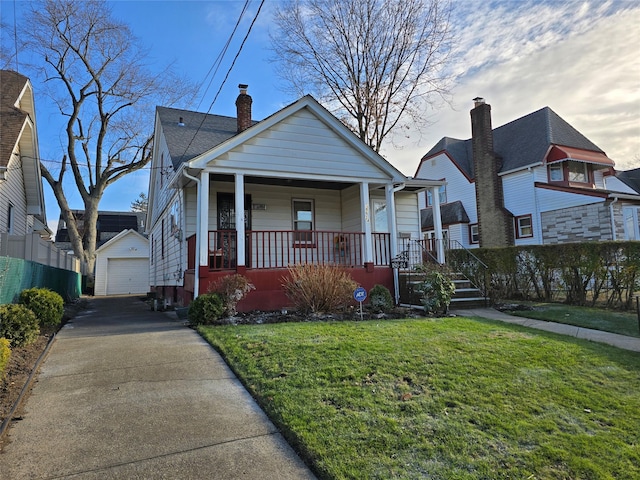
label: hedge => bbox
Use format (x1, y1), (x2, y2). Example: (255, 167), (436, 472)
(447, 241), (640, 309)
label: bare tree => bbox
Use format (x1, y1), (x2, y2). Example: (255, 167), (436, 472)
(271, 0), (453, 152)
(13, 0), (192, 282)
(130, 192), (148, 214)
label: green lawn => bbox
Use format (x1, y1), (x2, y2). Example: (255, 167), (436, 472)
(199, 317), (640, 479)
(505, 302), (640, 338)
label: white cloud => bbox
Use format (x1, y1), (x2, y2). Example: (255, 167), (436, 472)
(384, 1), (640, 175)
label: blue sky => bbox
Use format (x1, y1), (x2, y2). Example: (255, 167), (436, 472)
(1, 0), (639, 229)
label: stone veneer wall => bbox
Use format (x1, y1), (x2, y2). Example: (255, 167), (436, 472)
(540, 202), (612, 244)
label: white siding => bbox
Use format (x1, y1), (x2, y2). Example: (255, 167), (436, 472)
(395, 191), (421, 239)
(416, 152), (476, 221)
(604, 176), (638, 194)
(0, 152), (28, 236)
(503, 170), (540, 245)
(214, 109), (390, 181)
(149, 190), (185, 288)
(536, 186), (606, 212)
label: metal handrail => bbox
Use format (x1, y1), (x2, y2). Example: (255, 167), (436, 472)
(445, 240), (489, 300)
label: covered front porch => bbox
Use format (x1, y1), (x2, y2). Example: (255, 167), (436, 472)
(179, 170), (445, 311)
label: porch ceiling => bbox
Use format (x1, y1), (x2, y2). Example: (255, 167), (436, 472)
(212, 173), (355, 190)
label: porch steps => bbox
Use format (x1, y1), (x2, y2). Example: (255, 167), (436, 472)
(398, 271), (489, 309)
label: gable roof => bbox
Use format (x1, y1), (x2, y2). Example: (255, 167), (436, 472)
(419, 107), (608, 179)
(156, 106), (253, 168)
(95, 228), (149, 254)
(617, 167), (640, 195)
(0, 70), (29, 169)
(160, 95), (407, 182)
(0, 69), (46, 224)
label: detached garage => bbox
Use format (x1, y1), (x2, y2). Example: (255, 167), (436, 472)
(94, 229), (149, 296)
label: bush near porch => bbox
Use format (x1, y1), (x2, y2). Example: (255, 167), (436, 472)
(448, 241), (640, 310)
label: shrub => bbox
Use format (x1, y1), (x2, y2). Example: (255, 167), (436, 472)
(0, 338), (10, 378)
(0, 304), (40, 347)
(283, 263), (357, 314)
(209, 274), (255, 316)
(369, 284), (394, 312)
(188, 293), (226, 325)
(414, 264), (455, 315)
(19, 287), (64, 327)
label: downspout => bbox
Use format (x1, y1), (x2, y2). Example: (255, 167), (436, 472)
(609, 196), (618, 241)
(182, 169), (201, 297)
(387, 183), (406, 305)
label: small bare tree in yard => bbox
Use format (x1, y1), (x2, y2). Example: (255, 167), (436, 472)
(12, 0), (192, 282)
(271, 0), (453, 152)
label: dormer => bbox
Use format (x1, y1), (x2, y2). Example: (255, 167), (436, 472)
(545, 145), (614, 188)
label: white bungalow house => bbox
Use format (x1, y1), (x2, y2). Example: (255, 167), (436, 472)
(146, 86), (445, 310)
(415, 98), (640, 249)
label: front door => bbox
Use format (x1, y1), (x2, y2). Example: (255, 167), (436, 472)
(217, 193), (251, 268)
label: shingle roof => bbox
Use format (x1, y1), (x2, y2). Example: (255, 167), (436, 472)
(157, 106), (254, 168)
(616, 167), (640, 195)
(421, 200), (469, 229)
(423, 107), (606, 179)
(0, 70), (29, 169)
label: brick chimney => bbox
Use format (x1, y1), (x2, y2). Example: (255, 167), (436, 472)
(470, 98), (514, 247)
(235, 84), (252, 133)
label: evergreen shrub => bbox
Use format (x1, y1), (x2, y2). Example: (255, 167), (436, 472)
(0, 304), (40, 347)
(0, 337), (10, 378)
(369, 284), (394, 312)
(188, 293), (226, 325)
(19, 287), (64, 326)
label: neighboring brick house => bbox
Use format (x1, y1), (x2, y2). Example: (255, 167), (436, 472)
(0, 70), (48, 241)
(415, 98), (640, 248)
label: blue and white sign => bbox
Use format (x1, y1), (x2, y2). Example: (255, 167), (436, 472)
(353, 286), (367, 302)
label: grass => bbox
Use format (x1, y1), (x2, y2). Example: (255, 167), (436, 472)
(505, 302), (640, 338)
(199, 317), (640, 479)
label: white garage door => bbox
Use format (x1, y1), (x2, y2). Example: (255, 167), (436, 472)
(106, 258), (149, 295)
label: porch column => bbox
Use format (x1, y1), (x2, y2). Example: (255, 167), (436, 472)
(197, 171), (210, 296)
(385, 184), (399, 258)
(386, 183), (400, 305)
(430, 185), (445, 263)
(235, 173), (245, 268)
(360, 182), (373, 266)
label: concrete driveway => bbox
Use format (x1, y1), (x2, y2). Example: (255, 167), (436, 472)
(1, 295), (316, 479)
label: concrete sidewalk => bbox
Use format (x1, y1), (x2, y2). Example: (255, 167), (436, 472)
(1, 296), (316, 479)
(451, 307), (640, 352)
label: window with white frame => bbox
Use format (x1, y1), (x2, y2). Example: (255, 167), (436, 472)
(293, 199), (314, 243)
(515, 214), (533, 239)
(469, 224), (479, 244)
(426, 185), (447, 206)
(623, 206), (639, 240)
(372, 200), (388, 232)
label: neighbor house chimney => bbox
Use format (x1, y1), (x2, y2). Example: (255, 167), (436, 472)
(236, 84), (252, 133)
(470, 98), (514, 248)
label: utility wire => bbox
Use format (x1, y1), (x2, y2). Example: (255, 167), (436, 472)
(192, 0), (251, 112)
(179, 0), (266, 162)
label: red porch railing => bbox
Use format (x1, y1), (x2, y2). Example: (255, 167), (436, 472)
(202, 230), (391, 270)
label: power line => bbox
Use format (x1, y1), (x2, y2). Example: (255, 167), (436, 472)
(192, 0), (251, 113)
(180, 0), (266, 162)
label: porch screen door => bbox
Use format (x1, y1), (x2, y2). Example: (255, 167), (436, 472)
(217, 193), (251, 267)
